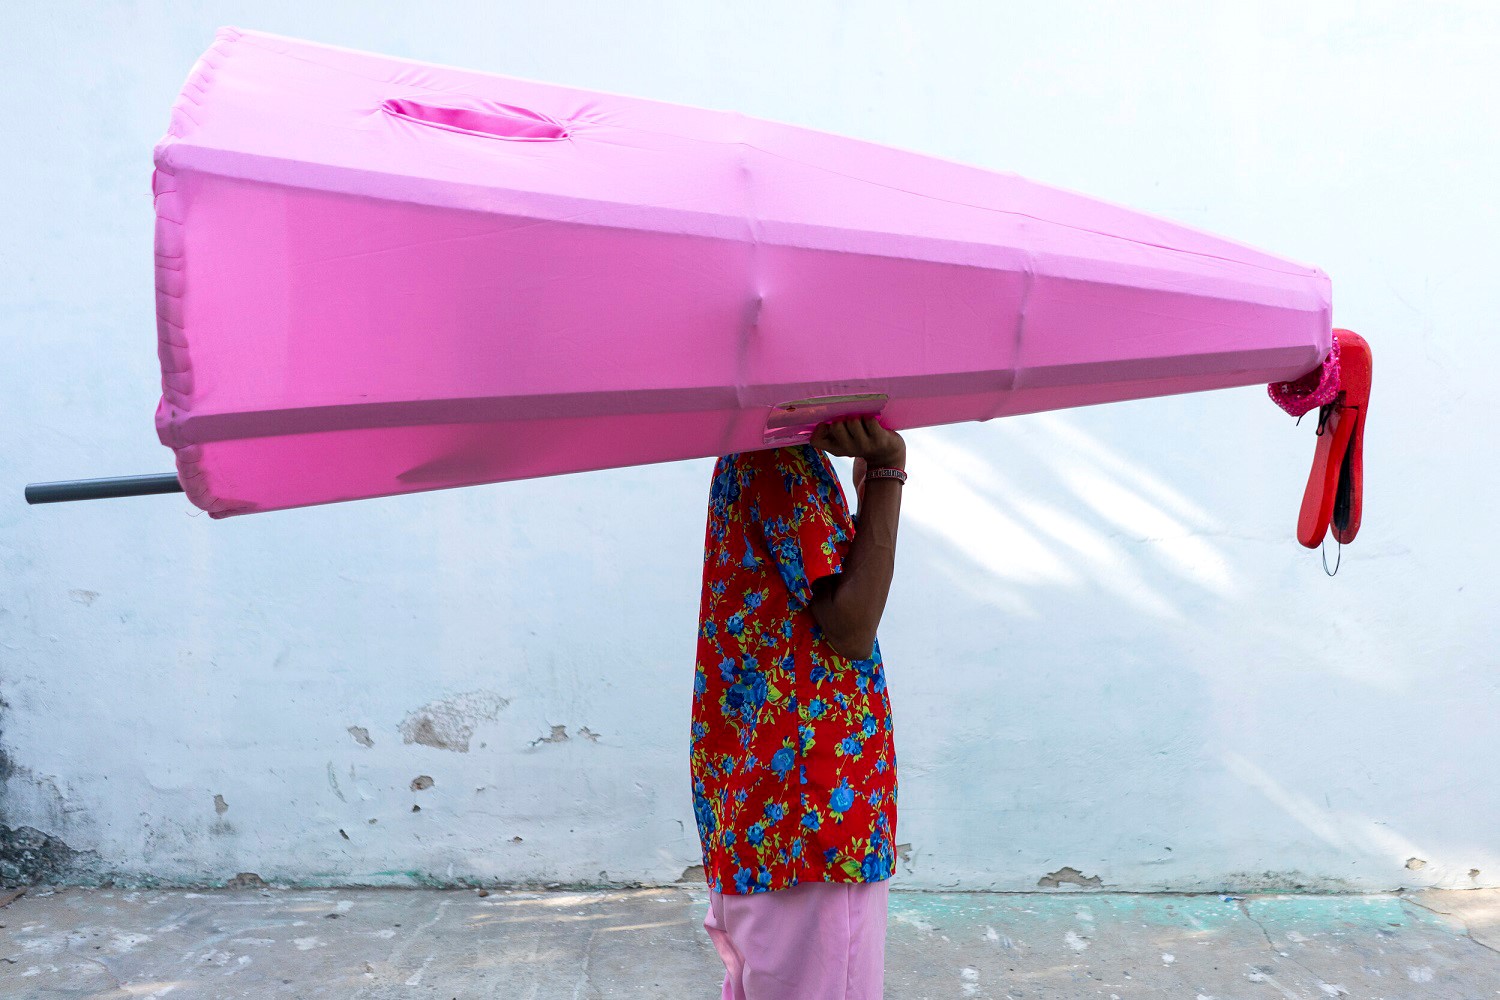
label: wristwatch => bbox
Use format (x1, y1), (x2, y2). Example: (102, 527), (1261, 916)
(864, 467), (908, 485)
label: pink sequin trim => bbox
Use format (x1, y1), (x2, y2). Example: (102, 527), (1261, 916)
(1269, 337), (1342, 418)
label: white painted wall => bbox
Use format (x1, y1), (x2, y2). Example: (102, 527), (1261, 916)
(3, 0), (1496, 892)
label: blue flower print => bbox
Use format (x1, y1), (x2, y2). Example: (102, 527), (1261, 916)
(801, 810), (821, 831)
(770, 538), (811, 599)
(839, 735), (863, 757)
(745, 591), (764, 611)
(746, 671), (768, 707)
(747, 823), (765, 846)
(764, 801), (785, 822)
(694, 795), (716, 835)
(861, 851), (891, 880)
(862, 714), (877, 736)
(829, 780), (856, 814)
(808, 699), (827, 719)
(734, 867), (754, 893)
(727, 612), (746, 636)
(770, 747), (795, 779)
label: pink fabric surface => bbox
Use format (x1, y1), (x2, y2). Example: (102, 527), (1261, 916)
(704, 880), (890, 1000)
(154, 28), (1332, 517)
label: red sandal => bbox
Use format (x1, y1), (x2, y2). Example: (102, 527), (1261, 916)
(1270, 329), (1372, 551)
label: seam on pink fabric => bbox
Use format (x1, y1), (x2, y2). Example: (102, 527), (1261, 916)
(582, 122), (1323, 280)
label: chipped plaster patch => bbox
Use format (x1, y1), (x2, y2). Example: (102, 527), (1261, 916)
(400, 691), (510, 752)
(1039, 866), (1103, 889)
(531, 725), (571, 747)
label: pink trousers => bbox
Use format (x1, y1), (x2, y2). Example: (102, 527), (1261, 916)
(704, 879), (890, 1000)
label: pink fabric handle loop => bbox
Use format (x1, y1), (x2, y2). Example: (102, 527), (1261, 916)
(381, 96), (570, 141)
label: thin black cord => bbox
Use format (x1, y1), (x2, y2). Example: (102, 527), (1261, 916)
(1322, 533), (1342, 576)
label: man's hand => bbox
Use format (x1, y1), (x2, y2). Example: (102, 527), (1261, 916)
(811, 416), (906, 470)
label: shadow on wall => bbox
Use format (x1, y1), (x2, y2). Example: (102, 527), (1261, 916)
(886, 402), (1489, 893)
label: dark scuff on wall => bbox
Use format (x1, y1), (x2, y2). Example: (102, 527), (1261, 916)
(0, 696), (102, 887)
(0, 824), (90, 886)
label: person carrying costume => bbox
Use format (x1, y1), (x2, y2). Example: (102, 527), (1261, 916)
(690, 415), (907, 999)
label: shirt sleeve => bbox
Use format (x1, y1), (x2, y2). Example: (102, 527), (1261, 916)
(747, 446), (852, 610)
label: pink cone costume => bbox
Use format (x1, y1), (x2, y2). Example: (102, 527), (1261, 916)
(154, 28), (1330, 518)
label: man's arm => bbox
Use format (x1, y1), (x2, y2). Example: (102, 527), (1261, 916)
(808, 417), (906, 661)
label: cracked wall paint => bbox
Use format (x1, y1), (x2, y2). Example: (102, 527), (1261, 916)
(398, 691), (510, 753)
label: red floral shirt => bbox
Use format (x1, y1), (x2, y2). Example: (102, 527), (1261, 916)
(690, 444), (898, 895)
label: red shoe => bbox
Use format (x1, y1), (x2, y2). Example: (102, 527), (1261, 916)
(1295, 329), (1371, 549)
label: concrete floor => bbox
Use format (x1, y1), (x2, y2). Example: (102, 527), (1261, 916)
(2, 885), (1498, 998)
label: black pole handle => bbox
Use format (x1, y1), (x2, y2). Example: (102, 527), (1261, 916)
(25, 474), (184, 505)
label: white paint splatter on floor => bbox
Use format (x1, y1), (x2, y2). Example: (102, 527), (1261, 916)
(405, 953), (437, 986)
(110, 932), (153, 952)
(1065, 929), (1090, 952)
